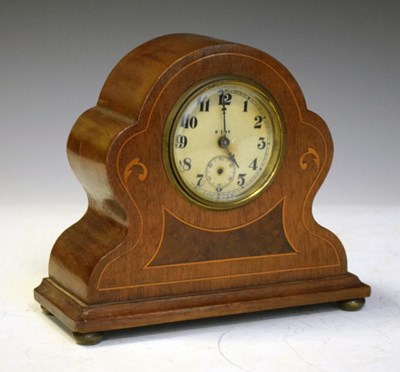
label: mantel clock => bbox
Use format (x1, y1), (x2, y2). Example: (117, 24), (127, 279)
(34, 34), (370, 345)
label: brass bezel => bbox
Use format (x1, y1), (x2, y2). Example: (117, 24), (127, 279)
(162, 74), (284, 210)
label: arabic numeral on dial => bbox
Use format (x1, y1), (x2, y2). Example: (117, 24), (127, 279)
(199, 98), (210, 112)
(175, 135), (188, 148)
(243, 100), (248, 112)
(179, 157), (191, 171)
(257, 137), (266, 150)
(254, 115), (263, 129)
(237, 173), (247, 186)
(196, 174), (204, 186)
(182, 116), (198, 129)
(218, 92), (232, 105)
(249, 158), (258, 170)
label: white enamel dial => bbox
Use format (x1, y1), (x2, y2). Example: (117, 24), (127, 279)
(165, 77), (283, 209)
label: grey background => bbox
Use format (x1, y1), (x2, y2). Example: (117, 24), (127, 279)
(1, 0), (399, 207)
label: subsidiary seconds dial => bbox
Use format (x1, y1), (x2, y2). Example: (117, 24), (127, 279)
(164, 76), (284, 209)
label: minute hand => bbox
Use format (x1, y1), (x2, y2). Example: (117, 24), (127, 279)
(220, 92), (240, 168)
(221, 91), (228, 134)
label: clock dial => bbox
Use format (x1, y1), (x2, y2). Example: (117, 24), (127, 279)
(165, 77), (284, 209)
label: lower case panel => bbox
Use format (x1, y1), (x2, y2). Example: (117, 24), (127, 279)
(34, 273), (370, 334)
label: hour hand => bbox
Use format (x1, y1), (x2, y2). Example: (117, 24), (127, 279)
(218, 136), (239, 168)
(228, 151), (240, 168)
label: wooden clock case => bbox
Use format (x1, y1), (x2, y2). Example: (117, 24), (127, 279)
(34, 34), (370, 343)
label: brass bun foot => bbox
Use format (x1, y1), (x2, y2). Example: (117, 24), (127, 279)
(73, 332), (104, 346)
(338, 298), (366, 311)
(40, 306), (53, 316)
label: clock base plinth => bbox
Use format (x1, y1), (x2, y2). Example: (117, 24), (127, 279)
(34, 273), (370, 343)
